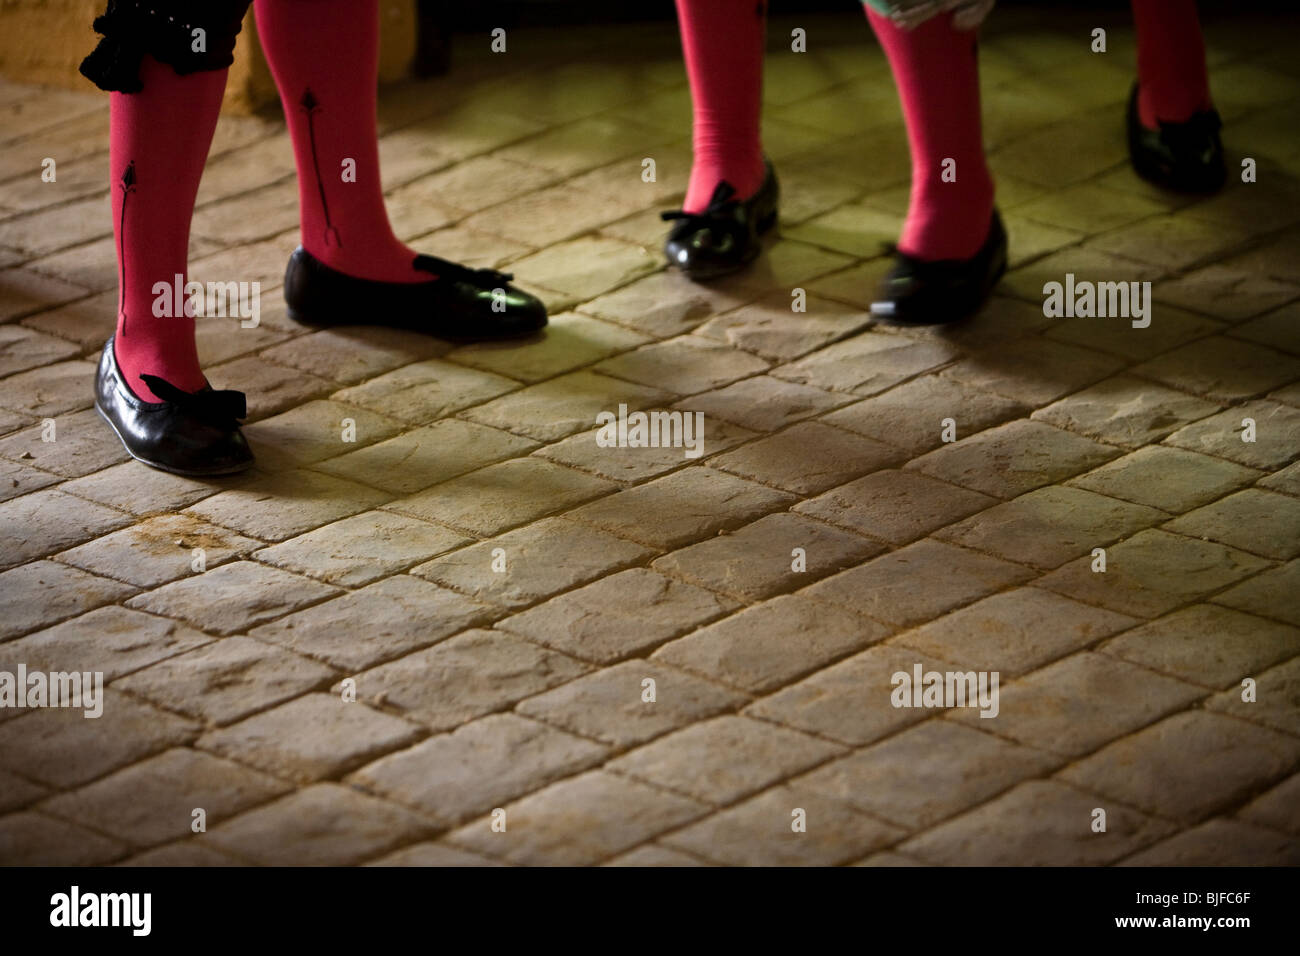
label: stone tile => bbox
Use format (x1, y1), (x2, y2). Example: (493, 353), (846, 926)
(799, 721), (1059, 829)
(183, 468), (392, 542)
(566, 468), (794, 550)
(259, 327), (447, 385)
(1, 486), (133, 571)
(899, 780), (1175, 866)
(516, 660), (746, 749)
(1164, 400), (1300, 470)
(803, 538), (1035, 629)
(0, 325), (78, 377)
(496, 568), (738, 664)
(2, 606), (211, 683)
(38, 747), (289, 848)
(242, 400), (407, 472)
(251, 576), (495, 672)
(652, 594), (891, 695)
(607, 715), (844, 805)
(710, 239), (855, 299)
(908, 420), (1121, 500)
(1229, 301), (1300, 354)
(507, 235), (658, 300)
(537, 415), (757, 483)
(198, 694), (422, 784)
(693, 291), (871, 363)
(796, 468), (995, 545)
(1213, 560), (1300, 627)
(1046, 301), (1224, 362)
(579, 269), (753, 339)
(365, 842), (506, 867)
(342, 629), (589, 732)
(254, 510), (470, 587)
(955, 651), (1202, 756)
(313, 419), (537, 495)
(604, 844), (708, 867)
(126, 560), (339, 636)
(746, 644), (953, 746)
(386, 457), (616, 537)
(329, 358), (518, 424)
(410, 516), (652, 611)
(1164, 489), (1300, 559)
(203, 784), (434, 866)
(0, 690), (199, 789)
(0, 770), (47, 814)
(447, 312), (646, 384)
(936, 485), (1166, 570)
(820, 375), (1030, 458)
(941, 337), (1125, 405)
(711, 422), (901, 495)
(595, 335), (770, 396)
(0, 811), (126, 865)
(351, 713), (606, 826)
(1134, 335), (1300, 402)
(0, 560), (135, 640)
(679, 376), (851, 432)
(1153, 262), (1300, 322)
(660, 784), (903, 867)
(119, 840), (245, 867)
(1260, 459), (1300, 496)
(1057, 712), (1300, 824)
(0, 407), (130, 478)
(1121, 819), (1300, 866)
(1033, 375), (1221, 449)
(57, 513), (262, 588)
(207, 354), (336, 422)
(1068, 445), (1263, 513)
(0, 359), (96, 417)
(651, 512), (881, 603)
(115, 636), (336, 727)
(1204, 656), (1300, 736)
(59, 461), (220, 516)
(0, 458), (56, 503)
(1237, 774), (1300, 836)
(895, 588), (1139, 678)
(462, 369), (673, 443)
(1036, 528), (1274, 618)
(772, 332), (960, 396)
(1101, 605), (1298, 690)
(1087, 214), (1254, 271)
(449, 771), (706, 867)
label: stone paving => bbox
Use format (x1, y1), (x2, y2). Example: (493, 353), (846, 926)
(1, 8), (1298, 866)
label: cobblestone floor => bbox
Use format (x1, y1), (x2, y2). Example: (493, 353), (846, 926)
(1, 8), (1298, 866)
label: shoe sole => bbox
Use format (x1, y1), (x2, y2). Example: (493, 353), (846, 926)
(284, 307), (547, 342)
(94, 401), (254, 478)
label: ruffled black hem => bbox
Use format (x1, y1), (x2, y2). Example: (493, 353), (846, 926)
(79, 0), (252, 93)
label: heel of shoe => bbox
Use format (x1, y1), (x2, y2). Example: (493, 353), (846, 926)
(758, 210), (778, 234)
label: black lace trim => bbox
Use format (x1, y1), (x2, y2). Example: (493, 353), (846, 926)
(79, 0), (252, 93)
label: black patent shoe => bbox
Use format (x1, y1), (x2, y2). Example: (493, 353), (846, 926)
(870, 209), (1008, 326)
(661, 161), (779, 280)
(94, 337), (253, 477)
(283, 248), (547, 341)
(1126, 84), (1226, 194)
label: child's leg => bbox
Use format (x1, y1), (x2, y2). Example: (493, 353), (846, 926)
(865, 7), (995, 262)
(675, 0), (768, 214)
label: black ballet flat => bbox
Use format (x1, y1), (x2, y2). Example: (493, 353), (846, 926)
(1126, 84), (1226, 194)
(870, 209), (1008, 326)
(661, 160), (779, 280)
(94, 337), (254, 477)
(283, 248), (547, 341)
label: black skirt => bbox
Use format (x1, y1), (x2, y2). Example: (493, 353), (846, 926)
(80, 0), (253, 93)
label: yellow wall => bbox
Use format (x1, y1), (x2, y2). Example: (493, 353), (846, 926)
(0, 1), (416, 113)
